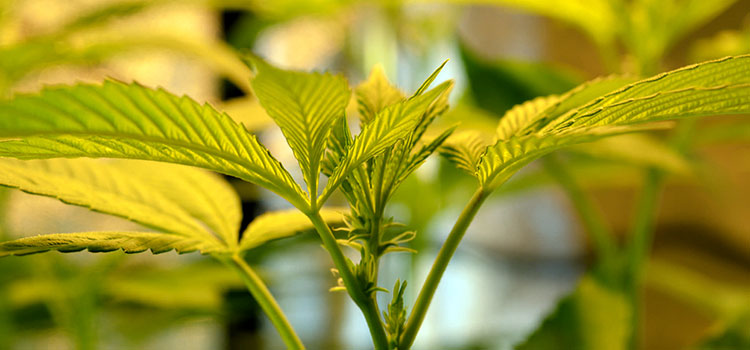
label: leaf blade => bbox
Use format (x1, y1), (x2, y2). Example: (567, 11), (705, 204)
(0, 231), (222, 257)
(0, 81), (308, 210)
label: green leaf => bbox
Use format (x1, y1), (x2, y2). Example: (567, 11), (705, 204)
(439, 130), (492, 177)
(319, 80), (454, 206)
(477, 56), (750, 191)
(239, 207), (347, 251)
(516, 274), (631, 350)
(0, 80), (308, 210)
(249, 57), (351, 199)
(0, 158), (239, 246)
(0, 231), (222, 257)
(518, 75), (639, 135)
(355, 64), (405, 125)
(542, 56), (750, 132)
(496, 95), (560, 141)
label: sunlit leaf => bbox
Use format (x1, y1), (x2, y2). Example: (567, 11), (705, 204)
(0, 80), (308, 210)
(439, 130), (491, 177)
(355, 64), (405, 125)
(0, 158), (240, 245)
(0, 231), (222, 257)
(239, 207), (347, 251)
(249, 57), (350, 198)
(569, 134), (691, 174)
(319, 81), (454, 205)
(476, 56), (750, 191)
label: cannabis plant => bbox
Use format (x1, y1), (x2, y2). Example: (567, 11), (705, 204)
(0, 53), (748, 349)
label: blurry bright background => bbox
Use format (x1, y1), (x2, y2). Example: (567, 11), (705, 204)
(0, 0), (748, 349)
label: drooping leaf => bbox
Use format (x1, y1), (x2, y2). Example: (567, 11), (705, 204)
(319, 80), (454, 205)
(516, 274), (631, 350)
(0, 80), (308, 210)
(239, 207), (347, 251)
(0, 158), (239, 246)
(355, 64), (405, 125)
(0, 231), (222, 257)
(249, 57), (351, 198)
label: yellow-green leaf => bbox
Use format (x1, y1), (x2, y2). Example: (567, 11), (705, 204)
(0, 80), (308, 210)
(239, 207), (347, 251)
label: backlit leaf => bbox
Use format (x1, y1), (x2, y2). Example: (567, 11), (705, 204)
(0, 80), (308, 210)
(319, 81), (454, 205)
(0, 231), (222, 257)
(239, 207), (347, 251)
(249, 57), (351, 198)
(0, 158), (239, 246)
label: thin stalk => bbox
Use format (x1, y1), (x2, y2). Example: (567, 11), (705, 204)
(625, 168), (664, 350)
(226, 254), (304, 350)
(307, 211), (389, 350)
(542, 156), (617, 269)
(400, 188), (490, 349)
(626, 120), (697, 350)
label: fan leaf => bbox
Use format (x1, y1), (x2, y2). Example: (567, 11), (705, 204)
(249, 57), (351, 199)
(0, 158), (241, 246)
(0, 231), (222, 257)
(0, 80), (308, 210)
(355, 64), (405, 125)
(318, 80), (454, 206)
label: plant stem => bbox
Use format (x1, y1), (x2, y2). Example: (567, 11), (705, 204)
(542, 156), (617, 269)
(625, 168), (663, 350)
(227, 254), (304, 350)
(399, 188), (489, 349)
(307, 211), (389, 350)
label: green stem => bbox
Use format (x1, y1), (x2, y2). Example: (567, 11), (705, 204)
(626, 168), (664, 350)
(226, 254), (304, 350)
(542, 156), (617, 270)
(400, 188), (490, 349)
(307, 211), (389, 350)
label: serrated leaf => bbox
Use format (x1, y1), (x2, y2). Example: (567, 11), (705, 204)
(249, 57), (351, 199)
(519, 75), (639, 135)
(0, 158), (240, 246)
(356, 64), (405, 125)
(319, 80), (454, 206)
(0, 231), (222, 257)
(543, 56), (750, 132)
(0, 80), (308, 210)
(479, 123), (671, 190)
(239, 207), (347, 251)
(412, 59), (448, 97)
(477, 56), (750, 191)
(497, 95), (560, 140)
(440, 130), (492, 177)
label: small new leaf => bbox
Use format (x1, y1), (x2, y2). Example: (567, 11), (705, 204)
(249, 57), (351, 200)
